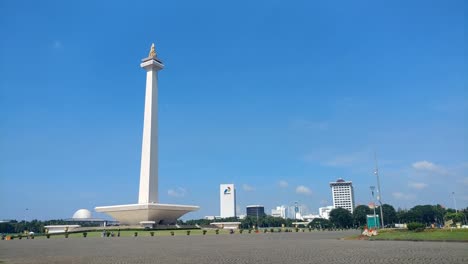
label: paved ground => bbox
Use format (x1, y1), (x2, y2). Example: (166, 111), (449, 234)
(1, 231), (467, 264)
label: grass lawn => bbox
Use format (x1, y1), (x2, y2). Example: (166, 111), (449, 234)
(370, 228), (468, 241)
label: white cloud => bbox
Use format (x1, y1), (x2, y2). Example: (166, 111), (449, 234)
(392, 192), (415, 200)
(408, 182), (428, 190)
(242, 184), (255, 192)
(296, 185), (312, 196)
(412, 161), (438, 171)
(412, 160), (448, 175)
(278, 180), (288, 188)
(167, 187), (187, 198)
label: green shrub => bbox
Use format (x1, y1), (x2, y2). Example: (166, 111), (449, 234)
(83, 232), (87, 238)
(202, 230), (207, 235)
(186, 230), (191, 235)
(215, 229), (219, 235)
(407, 222), (425, 232)
(150, 232), (155, 237)
(170, 231), (174, 236)
(134, 232), (138, 237)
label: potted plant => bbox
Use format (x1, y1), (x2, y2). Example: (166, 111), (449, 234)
(83, 232), (88, 238)
(134, 232), (138, 237)
(46, 234), (50, 239)
(170, 231), (174, 236)
(202, 230), (207, 235)
(186, 230), (191, 235)
(150, 231), (155, 237)
(215, 229), (219, 235)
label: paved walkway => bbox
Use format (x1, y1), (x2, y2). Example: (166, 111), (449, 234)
(1, 231), (467, 264)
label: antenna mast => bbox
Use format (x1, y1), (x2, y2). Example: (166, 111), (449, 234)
(374, 152), (385, 228)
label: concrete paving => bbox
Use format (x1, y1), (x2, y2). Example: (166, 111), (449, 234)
(1, 231), (467, 264)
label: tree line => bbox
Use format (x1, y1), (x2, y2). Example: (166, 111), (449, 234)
(2, 204), (466, 234)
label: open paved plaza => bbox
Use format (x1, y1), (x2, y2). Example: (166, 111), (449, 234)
(1, 231), (467, 264)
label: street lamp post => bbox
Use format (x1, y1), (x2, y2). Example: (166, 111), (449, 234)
(370, 186), (377, 228)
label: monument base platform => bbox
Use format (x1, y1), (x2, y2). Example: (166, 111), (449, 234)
(95, 203), (199, 225)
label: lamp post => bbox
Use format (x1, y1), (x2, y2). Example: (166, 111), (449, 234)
(370, 186), (377, 228)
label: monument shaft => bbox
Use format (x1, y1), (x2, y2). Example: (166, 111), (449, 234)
(139, 55), (163, 204)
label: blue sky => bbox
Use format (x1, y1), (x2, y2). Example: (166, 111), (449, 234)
(1, 0), (466, 220)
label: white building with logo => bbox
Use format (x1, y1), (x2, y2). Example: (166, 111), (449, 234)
(220, 184), (236, 218)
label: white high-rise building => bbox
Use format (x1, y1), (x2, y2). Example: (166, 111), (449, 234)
(271, 206), (287, 218)
(220, 184), (236, 218)
(329, 178), (355, 213)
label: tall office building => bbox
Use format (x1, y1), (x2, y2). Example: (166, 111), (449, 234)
(246, 205), (265, 217)
(329, 178), (355, 213)
(220, 184), (236, 218)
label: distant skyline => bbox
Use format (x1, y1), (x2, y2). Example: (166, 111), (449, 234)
(0, 0), (466, 220)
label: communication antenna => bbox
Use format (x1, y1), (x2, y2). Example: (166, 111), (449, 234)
(374, 152), (385, 228)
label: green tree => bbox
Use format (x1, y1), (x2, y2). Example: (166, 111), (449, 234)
(444, 212), (464, 223)
(381, 204), (397, 225)
(310, 218), (332, 229)
(353, 205), (371, 227)
(408, 205), (444, 225)
(329, 208), (353, 228)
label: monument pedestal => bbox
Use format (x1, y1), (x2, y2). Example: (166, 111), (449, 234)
(95, 203), (199, 225)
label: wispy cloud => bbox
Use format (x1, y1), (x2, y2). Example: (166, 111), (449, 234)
(278, 180), (288, 188)
(242, 184), (255, 192)
(412, 160), (448, 176)
(296, 185), (312, 196)
(167, 187), (187, 198)
(412, 161), (438, 171)
(408, 182), (428, 190)
(392, 192), (415, 200)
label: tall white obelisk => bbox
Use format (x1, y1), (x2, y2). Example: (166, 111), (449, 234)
(95, 43), (198, 225)
(138, 43), (163, 204)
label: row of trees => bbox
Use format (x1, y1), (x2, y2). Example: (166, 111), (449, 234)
(328, 204), (468, 228)
(185, 204), (468, 229)
(2, 204), (466, 233)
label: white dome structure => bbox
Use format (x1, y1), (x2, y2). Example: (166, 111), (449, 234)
(72, 209), (92, 219)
